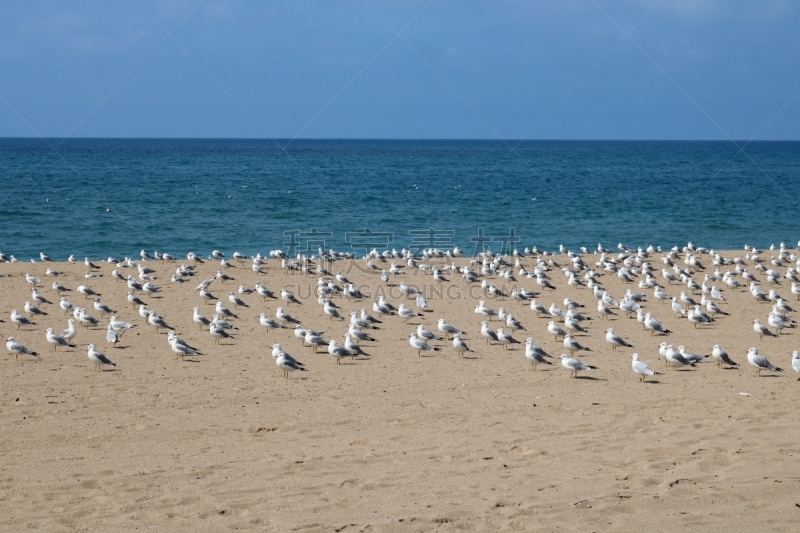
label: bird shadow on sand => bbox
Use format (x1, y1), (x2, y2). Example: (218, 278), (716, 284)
(181, 358), (201, 363)
(573, 375), (605, 381)
(642, 380), (663, 385)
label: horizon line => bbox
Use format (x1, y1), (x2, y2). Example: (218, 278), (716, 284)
(1, 136), (799, 143)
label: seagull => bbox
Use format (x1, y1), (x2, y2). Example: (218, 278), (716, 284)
(711, 344), (738, 368)
(480, 320), (499, 345)
(304, 330), (329, 353)
(706, 300), (728, 317)
(77, 285), (99, 299)
(210, 324), (234, 345)
(255, 282), (276, 300)
(93, 298), (116, 317)
(563, 334), (590, 354)
(344, 333), (370, 357)
(474, 301), (497, 320)
(327, 340), (353, 364)
(211, 315), (238, 330)
(524, 338), (552, 370)
(417, 324), (442, 341)
(671, 297), (686, 316)
(547, 320), (567, 340)
(87, 344), (115, 371)
(216, 271), (234, 284)
(167, 332), (200, 360)
(324, 301), (344, 321)
(437, 319), (462, 339)
(228, 292), (248, 308)
(275, 307), (300, 325)
(259, 313), (282, 329)
(792, 351), (800, 380)
(496, 327), (520, 350)
(46, 327), (73, 351)
(605, 328), (632, 351)
(348, 325), (375, 343)
(631, 353), (660, 382)
(106, 325), (119, 347)
(768, 312), (794, 335)
(128, 292), (146, 308)
(199, 289), (217, 304)
(31, 289), (51, 305)
(397, 304), (418, 321)
(530, 300), (550, 317)
(281, 288), (302, 305)
(560, 354), (595, 378)
(7, 337), (38, 361)
(597, 300), (616, 319)
(678, 346), (706, 364)
(76, 309), (102, 328)
(53, 281), (70, 293)
(10, 310), (36, 329)
(25, 273), (41, 287)
(664, 345), (695, 370)
(147, 312), (174, 333)
(409, 333), (440, 357)
(192, 307), (211, 329)
(564, 317), (588, 334)
(24, 301), (47, 316)
(746, 347), (783, 376)
(62, 319), (77, 341)
(452, 334), (472, 357)
(644, 313), (671, 336)
(753, 319), (776, 339)
(275, 350), (307, 379)
(142, 282), (160, 296)
(215, 301), (238, 320)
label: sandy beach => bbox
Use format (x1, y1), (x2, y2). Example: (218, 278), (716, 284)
(2, 250), (799, 531)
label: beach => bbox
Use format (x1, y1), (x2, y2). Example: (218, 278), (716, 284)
(2, 250), (799, 532)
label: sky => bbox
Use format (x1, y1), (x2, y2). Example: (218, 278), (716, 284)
(0, 0), (798, 140)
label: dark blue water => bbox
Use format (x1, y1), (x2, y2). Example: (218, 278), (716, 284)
(1, 138), (798, 260)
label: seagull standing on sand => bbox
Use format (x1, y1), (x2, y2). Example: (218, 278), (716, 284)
(746, 347), (782, 376)
(259, 313), (282, 330)
(46, 328), (73, 351)
(215, 301), (238, 320)
(753, 319), (776, 339)
(480, 320), (499, 345)
(409, 333), (439, 357)
(631, 353), (660, 382)
(524, 338), (552, 370)
(560, 354), (595, 378)
(711, 344), (737, 368)
(452, 334), (472, 357)
(605, 328), (632, 351)
(7, 337), (38, 361)
(496, 327), (520, 350)
(547, 320), (567, 340)
(87, 344), (115, 371)
(437, 319), (462, 339)
(563, 334), (590, 354)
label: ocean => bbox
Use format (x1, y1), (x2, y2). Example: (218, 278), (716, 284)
(1, 138), (798, 261)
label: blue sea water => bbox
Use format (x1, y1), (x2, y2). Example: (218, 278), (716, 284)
(1, 138), (798, 261)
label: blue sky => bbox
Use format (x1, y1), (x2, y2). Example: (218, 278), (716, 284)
(1, 1), (798, 140)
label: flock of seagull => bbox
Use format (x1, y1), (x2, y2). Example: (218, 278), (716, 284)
(3, 242), (800, 382)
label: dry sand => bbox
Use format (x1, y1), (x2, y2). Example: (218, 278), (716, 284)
(1, 251), (799, 531)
